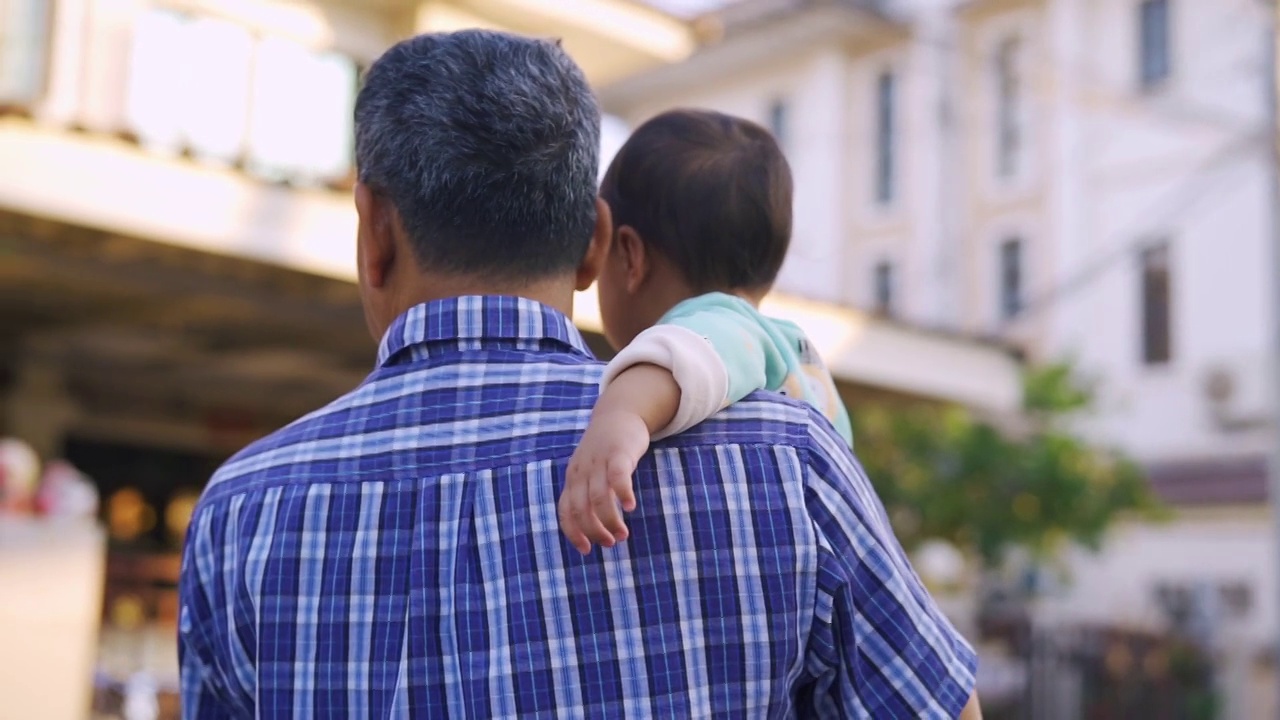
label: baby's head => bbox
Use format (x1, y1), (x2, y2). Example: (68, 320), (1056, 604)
(596, 109), (792, 349)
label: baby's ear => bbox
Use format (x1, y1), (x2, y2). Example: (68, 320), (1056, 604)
(615, 226), (651, 294)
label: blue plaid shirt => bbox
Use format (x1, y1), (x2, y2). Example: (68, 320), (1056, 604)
(179, 295), (976, 719)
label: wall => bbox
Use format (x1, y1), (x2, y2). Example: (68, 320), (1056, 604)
(603, 0), (1273, 462)
(1044, 511), (1274, 631)
(1043, 0), (1271, 461)
(955, 0), (1050, 346)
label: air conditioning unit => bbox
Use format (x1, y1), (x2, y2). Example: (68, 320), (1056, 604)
(1202, 356), (1272, 431)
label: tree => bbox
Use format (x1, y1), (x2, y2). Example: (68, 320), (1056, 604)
(852, 362), (1165, 569)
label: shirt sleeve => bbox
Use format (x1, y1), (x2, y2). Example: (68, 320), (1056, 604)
(600, 302), (792, 440)
(797, 419), (978, 718)
(601, 324), (730, 440)
(178, 507), (243, 720)
(180, 635), (235, 720)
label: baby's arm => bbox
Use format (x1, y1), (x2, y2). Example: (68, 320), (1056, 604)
(557, 363), (675, 555)
(559, 325), (727, 554)
(559, 307), (786, 554)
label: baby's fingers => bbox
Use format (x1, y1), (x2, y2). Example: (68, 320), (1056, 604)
(589, 480), (629, 543)
(557, 493), (593, 555)
(606, 456), (638, 512)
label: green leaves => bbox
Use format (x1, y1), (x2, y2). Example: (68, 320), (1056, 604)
(1023, 361), (1094, 417)
(852, 363), (1163, 568)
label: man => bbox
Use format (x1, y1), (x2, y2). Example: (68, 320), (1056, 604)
(179, 30), (980, 719)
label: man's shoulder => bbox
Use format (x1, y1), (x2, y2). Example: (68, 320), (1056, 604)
(201, 356), (606, 504)
(656, 389), (834, 456)
(200, 385), (370, 502)
(654, 391), (865, 520)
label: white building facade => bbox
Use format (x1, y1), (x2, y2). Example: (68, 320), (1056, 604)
(603, 0), (1278, 700)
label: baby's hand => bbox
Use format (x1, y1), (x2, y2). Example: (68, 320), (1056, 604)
(559, 409), (651, 555)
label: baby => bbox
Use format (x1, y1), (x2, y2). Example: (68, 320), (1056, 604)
(559, 109), (853, 555)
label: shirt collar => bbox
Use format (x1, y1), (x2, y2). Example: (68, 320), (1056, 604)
(376, 295), (595, 368)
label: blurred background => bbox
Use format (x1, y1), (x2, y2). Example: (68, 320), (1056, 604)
(0, 0), (1275, 717)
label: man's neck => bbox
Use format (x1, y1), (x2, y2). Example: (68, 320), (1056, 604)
(392, 271), (578, 319)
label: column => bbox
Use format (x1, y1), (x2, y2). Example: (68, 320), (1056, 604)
(3, 358), (79, 461)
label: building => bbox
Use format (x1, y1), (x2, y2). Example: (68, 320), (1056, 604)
(0, 0), (1021, 715)
(602, 0), (1276, 714)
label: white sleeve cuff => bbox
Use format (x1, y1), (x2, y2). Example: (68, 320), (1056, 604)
(600, 324), (731, 440)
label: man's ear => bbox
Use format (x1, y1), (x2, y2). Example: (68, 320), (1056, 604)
(614, 224), (650, 295)
(355, 182), (396, 289)
(575, 197), (612, 291)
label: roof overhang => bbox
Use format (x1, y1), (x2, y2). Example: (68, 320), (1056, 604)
(416, 0), (697, 86)
(0, 119), (357, 281)
(1145, 456), (1269, 507)
(600, 0), (903, 112)
(0, 118), (1023, 413)
(953, 0), (1044, 22)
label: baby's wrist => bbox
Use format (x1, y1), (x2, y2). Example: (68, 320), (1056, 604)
(585, 409), (656, 451)
(594, 406), (647, 430)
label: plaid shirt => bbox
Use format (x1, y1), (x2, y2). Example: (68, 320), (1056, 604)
(179, 295), (976, 719)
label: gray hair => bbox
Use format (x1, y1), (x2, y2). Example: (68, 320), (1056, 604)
(354, 31), (601, 279)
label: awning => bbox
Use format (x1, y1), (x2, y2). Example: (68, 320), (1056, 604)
(416, 0), (696, 86)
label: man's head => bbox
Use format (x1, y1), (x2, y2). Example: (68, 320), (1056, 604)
(353, 30), (609, 340)
(595, 109), (793, 349)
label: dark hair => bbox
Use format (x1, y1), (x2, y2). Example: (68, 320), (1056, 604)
(600, 109), (792, 293)
(354, 30), (601, 280)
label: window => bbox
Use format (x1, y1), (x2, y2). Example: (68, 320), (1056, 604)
(1140, 243), (1172, 364)
(994, 37), (1021, 179)
(247, 36), (357, 183)
(767, 98), (787, 148)
(1139, 0), (1171, 88)
(127, 9), (196, 154)
(183, 16), (254, 162)
(125, 8), (357, 184)
(0, 0), (53, 107)
(873, 261), (895, 315)
(998, 237), (1023, 319)
(875, 70), (895, 205)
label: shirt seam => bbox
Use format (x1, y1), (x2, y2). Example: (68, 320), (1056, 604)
(201, 436), (813, 506)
